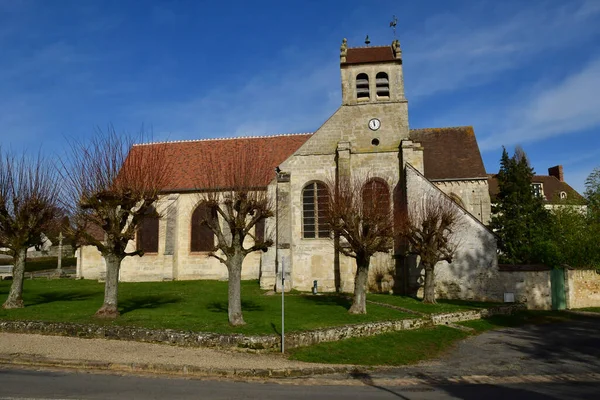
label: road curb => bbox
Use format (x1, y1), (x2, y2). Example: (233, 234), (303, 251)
(0, 353), (360, 379)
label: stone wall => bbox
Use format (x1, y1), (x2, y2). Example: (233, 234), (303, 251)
(497, 266), (552, 310)
(78, 192), (263, 282)
(432, 179), (491, 224)
(566, 269), (600, 309)
(404, 165), (500, 302)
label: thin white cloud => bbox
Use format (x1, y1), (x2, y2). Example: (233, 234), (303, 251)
(404, 0), (600, 99)
(479, 57), (600, 150)
(129, 52), (341, 139)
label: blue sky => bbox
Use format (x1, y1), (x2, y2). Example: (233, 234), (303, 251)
(1, 0), (599, 192)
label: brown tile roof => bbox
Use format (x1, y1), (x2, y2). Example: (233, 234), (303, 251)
(344, 46), (396, 64)
(487, 174), (585, 204)
(409, 126), (488, 180)
(131, 134), (313, 192)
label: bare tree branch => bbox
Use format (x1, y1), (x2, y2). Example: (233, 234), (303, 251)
(0, 148), (60, 309)
(59, 127), (170, 318)
(398, 194), (464, 304)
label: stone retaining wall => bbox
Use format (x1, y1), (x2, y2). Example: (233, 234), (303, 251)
(0, 304), (524, 351)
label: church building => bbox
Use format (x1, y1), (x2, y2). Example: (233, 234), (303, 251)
(78, 37), (502, 301)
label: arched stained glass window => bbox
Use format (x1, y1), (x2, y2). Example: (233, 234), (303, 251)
(302, 182), (329, 238)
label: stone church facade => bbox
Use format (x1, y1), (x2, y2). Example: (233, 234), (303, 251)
(78, 38), (501, 301)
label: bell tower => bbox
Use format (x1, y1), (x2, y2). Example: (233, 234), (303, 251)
(339, 38), (406, 106)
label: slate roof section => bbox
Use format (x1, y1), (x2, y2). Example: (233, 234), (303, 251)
(488, 174), (585, 204)
(130, 134), (313, 192)
(344, 46), (397, 64)
(409, 126), (488, 180)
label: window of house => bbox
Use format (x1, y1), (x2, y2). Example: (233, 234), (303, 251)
(376, 72), (389, 97)
(362, 179), (390, 217)
(560, 191), (567, 200)
(356, 73), (370, 100)
(191, 204), (217, 252)
(532, 183), (543, 198)
(302, 182), (329, 238)
(137, 209), (159, 253)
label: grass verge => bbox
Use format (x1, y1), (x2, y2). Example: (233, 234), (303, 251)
(368, 293), (500, 314)
(0, 279), (413, 335)
(579, 307), (600, 313)
(290, 310), (585, 365)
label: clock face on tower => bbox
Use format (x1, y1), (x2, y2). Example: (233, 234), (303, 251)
(368, 118), (381, 131)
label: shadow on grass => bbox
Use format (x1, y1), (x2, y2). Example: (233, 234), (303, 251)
(29, 291), (96, 306)
(436, 299), (499, 308)
(119, 295), (181, 315)
(298, 294), (353, 309)
(207, 300), (264, 313)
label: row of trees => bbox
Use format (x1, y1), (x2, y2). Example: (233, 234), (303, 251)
(1, 128), (464, 324)
(491, 147), (600, 268)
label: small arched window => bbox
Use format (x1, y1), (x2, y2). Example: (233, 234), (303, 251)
(448, 193), (465, 208)
(137, 208), (159, 253)
(362, 179), (390, 217)
(560, 191), (567, 200)
(356, 73), (370, 100)
(302, 182), (329, 238)
(191, 204), (217, 252)
(376, 72), (389, 97)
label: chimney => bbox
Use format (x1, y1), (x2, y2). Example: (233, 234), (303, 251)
(548, 165), (564, 182)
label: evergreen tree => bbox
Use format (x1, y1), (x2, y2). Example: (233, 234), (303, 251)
(584, 167), (600, 223)
(491, 147), (549, 264)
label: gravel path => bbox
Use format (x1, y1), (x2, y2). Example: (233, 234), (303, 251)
(0, 332), (331, 372)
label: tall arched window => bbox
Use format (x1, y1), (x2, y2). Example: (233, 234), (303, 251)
(376, 72), (389, 97)
(356, 73), (370, 100)
(302, 182), (329, 238)
(137, 208), (159, 253)
(362, 179), (390, 217)
(191, 204), (217, 252)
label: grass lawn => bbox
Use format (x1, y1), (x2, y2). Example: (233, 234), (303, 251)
(0, 257), (77, 273)
(368, 293), (501, 314)
(289, 326), (470, 365)
(290, 310), (583, 365)
(579, 307), (600, 313)
(0, 279), (413, 335)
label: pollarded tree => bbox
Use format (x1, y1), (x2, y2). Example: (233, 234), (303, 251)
(193, 141), (274, 326)
(61, 128), (169, 318)
(0, 150), (61, 309)
(325, 174), (395, 314)
(398, 194), (464, 304)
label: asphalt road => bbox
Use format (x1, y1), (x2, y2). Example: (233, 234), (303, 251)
(0, 367), (599, 399)
(1, 315), (600, 399)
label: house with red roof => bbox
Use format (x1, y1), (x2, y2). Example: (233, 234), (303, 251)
(78, 38), (505, 301)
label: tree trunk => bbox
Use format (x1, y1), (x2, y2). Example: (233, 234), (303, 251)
(349, 252), (370, 314)
(3, 248), (26, 309)
(95, 253), (122, 318)
(227, 254), (245, 326)
(422, 262), (437, 304)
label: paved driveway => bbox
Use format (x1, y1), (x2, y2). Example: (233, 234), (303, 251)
(363, 313), (600, 382)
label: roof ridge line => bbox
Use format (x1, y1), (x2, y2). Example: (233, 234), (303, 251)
(348, 45), (391, 49)
(410, 126), (473, 132)
(134, 132), (314, 146)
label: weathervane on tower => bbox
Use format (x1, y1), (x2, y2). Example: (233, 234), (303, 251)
(390, 15), (398, 38)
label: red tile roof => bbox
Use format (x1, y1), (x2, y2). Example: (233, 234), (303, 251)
(344, 46), (397, 64)
(131, 134), (312, 192)
(128, 126), (490, 192)
(409, 126), (488, 180)
(488, 174), (585, 204)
